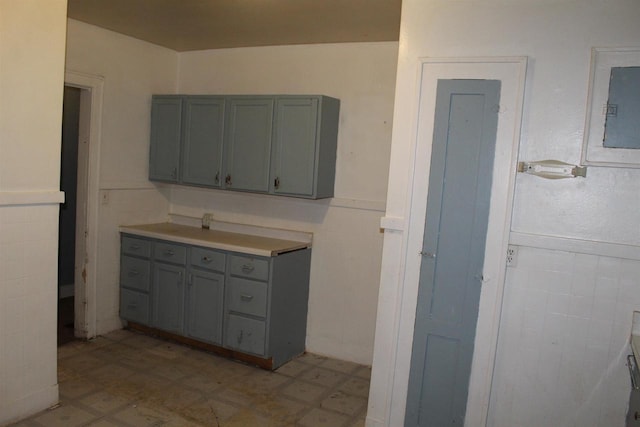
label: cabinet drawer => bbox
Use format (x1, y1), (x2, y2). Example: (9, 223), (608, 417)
(120, 288), (150, 324)
(225, 314), (266, 356)
(120, 256), (151, 292)
(229, 255), (269, 281)
(153, 241), (187, 264)
(122, 235), (151, 258)
(227, 277), (267, 318)
(190, 247), (225, 272)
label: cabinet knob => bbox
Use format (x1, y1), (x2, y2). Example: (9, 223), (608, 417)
(225, 174), (232, 186)
(201, 256), (212, 263)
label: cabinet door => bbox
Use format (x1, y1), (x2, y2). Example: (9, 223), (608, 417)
(152, 263), (185, 334)
(185, 270), (224, 345)
(271, 97), (319, 197)
(224, 97), (274, 192)
(120, 255), (151, 292)
(181, 97), (225, 187)
(225, 314), (266, 356)
(149, 96), (182, 182)
(120, 289), (150, 325)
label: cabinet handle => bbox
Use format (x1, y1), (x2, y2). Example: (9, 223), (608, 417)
(225, 174), (232, 186)
(274, 177), (280, 189)
(240, 294), (254, 302)
(215, 172), (220, 184)
(171, 167), (177, 179)
(237, 330), (243, 344)
(188, 273), (193, 286)
(164, 249), (174, 256)
(241, 264), (254, 274)
(201, 256), (212, 263)
(128, 269), (140, 276)
(127, 302), (137, 309)
(130, 244), (140, 250)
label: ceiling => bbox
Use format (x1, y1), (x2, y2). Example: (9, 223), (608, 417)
(67, 0), (402, 52)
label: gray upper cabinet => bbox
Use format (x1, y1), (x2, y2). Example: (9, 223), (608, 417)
(150, 95), (225, 187)
(181, 96), (225, 187)
(149, 96), (182, 182)
(223, 97), (274, 193)
(271, 96), (340, 199)
(149, 94), (340, 199)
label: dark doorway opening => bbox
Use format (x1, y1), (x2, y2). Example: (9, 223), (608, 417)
(58, 86), (81, 346)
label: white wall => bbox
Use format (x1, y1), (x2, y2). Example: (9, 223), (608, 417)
(369, 0), (640, 426)
(65, 20), (176, 335)
(173, 43), (398, 364)
(0, 1), (67, 424)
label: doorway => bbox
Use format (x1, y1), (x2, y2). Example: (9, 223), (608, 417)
(61, 70), (104, 342)
(58, 86), (81, 345)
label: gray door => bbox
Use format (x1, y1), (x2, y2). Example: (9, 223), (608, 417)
(149, 96), (182, 182)
(271, 96), (319, 197)
(224, 97), (274, 192)
(152, 263), (185, 334)
(181, 97), (225, 187)
(405, 79), (501, 426)
(186, 269), (225, 345)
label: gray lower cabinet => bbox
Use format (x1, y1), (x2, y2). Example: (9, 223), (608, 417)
(119, 236), (152, 324)
(152, 262), (185, 334)
(185, 247), (225, 345)
(119, 233), (311, 369)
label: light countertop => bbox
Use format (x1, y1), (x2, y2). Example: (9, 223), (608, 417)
(120, 222), (312, 257)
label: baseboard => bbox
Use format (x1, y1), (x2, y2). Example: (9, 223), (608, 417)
(0, 383), (58, 426)
(365, 415), (385, 427)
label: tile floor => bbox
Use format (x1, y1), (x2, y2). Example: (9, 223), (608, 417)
(8, 329), (370, 427)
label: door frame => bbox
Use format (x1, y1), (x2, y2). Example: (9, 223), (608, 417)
(64, 70), (104, 340)
(377, 57), (527, 426)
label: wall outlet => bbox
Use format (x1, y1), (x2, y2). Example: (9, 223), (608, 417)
(201, 213), (214, 229)
(506, 245), (518, 267)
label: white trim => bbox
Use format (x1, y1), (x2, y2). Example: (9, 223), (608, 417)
(0, 384), (58, 426)
(581, 47), (640, 168)
(64, 70), (104, 340)
(0, 191), (64, 206)
(368, 56), (527, 427)
(169, 184), (386, 212)
(380, 215), (405, 231)
(510, 231), (640, 261)
(100, 181), (158, 190)
(329, 197), (385, 212)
